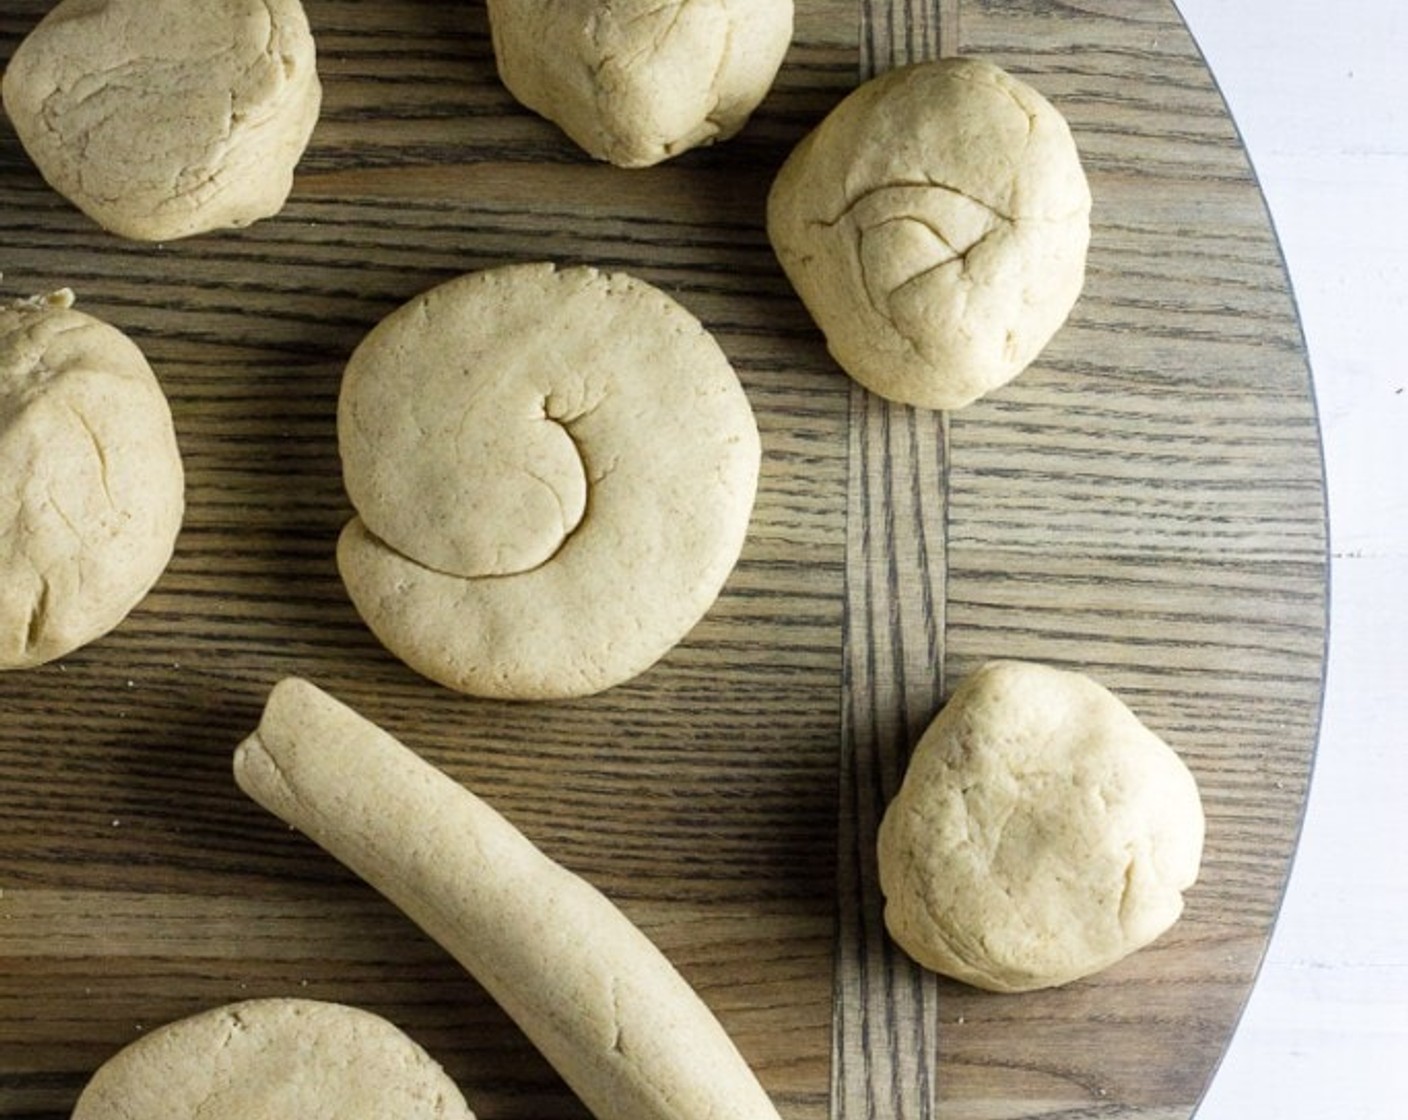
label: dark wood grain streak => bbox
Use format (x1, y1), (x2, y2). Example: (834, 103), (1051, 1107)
(834, 4), (954, 1120)
(835, 392), (948, 1120)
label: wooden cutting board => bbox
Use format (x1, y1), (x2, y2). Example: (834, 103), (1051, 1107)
(0, 2), (1327, 1118)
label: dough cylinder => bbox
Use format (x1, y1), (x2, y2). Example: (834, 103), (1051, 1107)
(233, 678), (783, 1120)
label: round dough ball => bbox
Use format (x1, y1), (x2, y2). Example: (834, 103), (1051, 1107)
(767, 58), (1091, 410)
(71, 999), (476, 1120)
(337, 262), (761, 700)
(0, 291), (184, 670)
(487, 0), (793, 168)
(877, 660), (1204, 993)
(1, 0), (321, 241)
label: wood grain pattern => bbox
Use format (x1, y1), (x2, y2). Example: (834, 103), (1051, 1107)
(835, 6), (953, 1120)
(0, 3), (1324, 1120)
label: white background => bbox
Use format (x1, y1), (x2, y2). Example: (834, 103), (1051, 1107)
(1173, 3), (1408, 1117)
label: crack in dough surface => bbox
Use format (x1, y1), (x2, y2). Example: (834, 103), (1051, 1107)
(768, 58), (1091, 410)
(336, 263), (761, 700)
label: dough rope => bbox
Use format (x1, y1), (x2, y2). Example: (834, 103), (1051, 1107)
(234, 678), (784, 1120)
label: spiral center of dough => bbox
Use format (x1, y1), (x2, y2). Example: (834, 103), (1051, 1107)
(344, 365), (591, 580)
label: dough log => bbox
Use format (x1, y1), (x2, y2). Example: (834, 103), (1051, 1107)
(233, 678), (782, 1120)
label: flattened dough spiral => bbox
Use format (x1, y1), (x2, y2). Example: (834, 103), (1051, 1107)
(487, 0), (793, 168)
(768, 58), (1091, 410)
(1, 0), (321, 241)
(0, 290), (184, 669)
(337, 262), (761, 699)
(71, 998), (475, 1120)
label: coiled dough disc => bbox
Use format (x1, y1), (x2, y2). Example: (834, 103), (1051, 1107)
(71, 999), (475, 1120)
(337, 262), (761, 699)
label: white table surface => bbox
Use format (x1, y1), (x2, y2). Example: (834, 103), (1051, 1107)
(1171, 2), (1408, 1116)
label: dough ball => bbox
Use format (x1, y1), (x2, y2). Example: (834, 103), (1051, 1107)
(337, 262), (761, 700)
(1, 0), (321, 241)
(0, 291), (184, 670)
(71, 999), (476, 1120)
(767, 58), (1091, 410)
(877, 660), (1204, 993)
(487, 0), (793, 168)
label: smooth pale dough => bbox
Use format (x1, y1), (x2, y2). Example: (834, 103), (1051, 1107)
(337, 262), (761, 700)
(70, 999), (475, 1120)
(1, 0), (321, 241)
(235, 678), (784, 1120)
(0, 291), (184, 670)
(767, 58), (1091, 410)
(877, 660), (1204, 993)
(487, 0), (793, 168)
